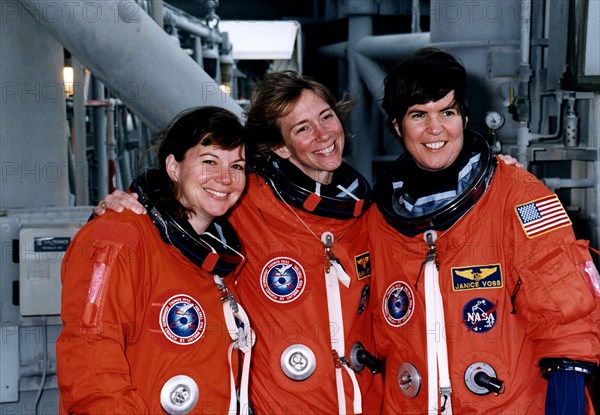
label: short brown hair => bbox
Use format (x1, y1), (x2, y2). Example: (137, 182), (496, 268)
(243, 71), (354, 160)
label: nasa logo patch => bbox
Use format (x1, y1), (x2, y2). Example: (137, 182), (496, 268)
(462, 298), (497, 333)
(382, 281), (414, 327)
(261, 257), (306, 303)
(160, 294), (205, 345)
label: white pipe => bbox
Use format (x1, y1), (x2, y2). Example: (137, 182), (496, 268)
(16, 0), (242, 131)
(520, 0), (531, 65)
(517, 122), (531, 167)
(319, 33), (430, 62)
(354, 33), (430, 61)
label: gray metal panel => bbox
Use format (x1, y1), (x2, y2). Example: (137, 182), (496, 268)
(19, 226), (81, 316)
(0, 325), (19, 403)
(488, 48), (521, 78)
(0, 207), (92, 412)
(0, 215), (22, 325)
(1, 208), (92, 320)
(430, 0), (520, 44)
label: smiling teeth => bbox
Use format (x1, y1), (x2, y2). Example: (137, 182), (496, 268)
(425, 142), (445, 150)
(206, 189), (227, 198)
(315, 144), (335, 155)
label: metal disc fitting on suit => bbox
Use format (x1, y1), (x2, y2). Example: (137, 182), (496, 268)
(280, 344), (316, 381)
(464, 362), (503, 395)
(350, 342), (366, 373)
(160, 375), (199, 415)
(397, 362), (421, 398)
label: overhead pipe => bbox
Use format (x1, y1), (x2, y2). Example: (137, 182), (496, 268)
(352, 32), (430, 114)
(318, 41), (347, 60)
(163, 5), (222, 43)
(16, 0), (242, 132)
(353, 53), (387, 112)
(542, 178), (596, 191)
(354, 32), (430, 61)
(318, 33), (430, 115)
(319, 33), (430, 64)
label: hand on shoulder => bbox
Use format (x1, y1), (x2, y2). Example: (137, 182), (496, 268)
(93, 190), (147, 216)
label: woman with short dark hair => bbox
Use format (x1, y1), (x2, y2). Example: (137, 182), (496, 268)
(57, 106), (253, 415)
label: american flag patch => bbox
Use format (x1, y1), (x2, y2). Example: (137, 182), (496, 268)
(515, 194), (571, 238)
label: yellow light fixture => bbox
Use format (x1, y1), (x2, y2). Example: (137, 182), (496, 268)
(63, 66), (74, 96)
(219, 83), (232, 96)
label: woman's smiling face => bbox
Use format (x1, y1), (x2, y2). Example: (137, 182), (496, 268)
(275, 89), (345, 184)
(395, 90), (466, 171)
(167, 142), (246, 232)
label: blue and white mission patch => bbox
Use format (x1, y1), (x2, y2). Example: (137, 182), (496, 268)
(261, 257), (306, 303)
(382, 281), (414, 327)
(160, 294), (205, 345)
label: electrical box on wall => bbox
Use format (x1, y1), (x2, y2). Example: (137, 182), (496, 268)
(19, 226), (80, 316)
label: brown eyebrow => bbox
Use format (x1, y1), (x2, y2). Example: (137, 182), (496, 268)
(197, 152), (246, 164)
(290, 107), (334, 130)
(406, 103), (459, 115)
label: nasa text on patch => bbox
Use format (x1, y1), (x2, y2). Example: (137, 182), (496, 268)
(462, 297), (497, 333)
(452, 264), (503, 291)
